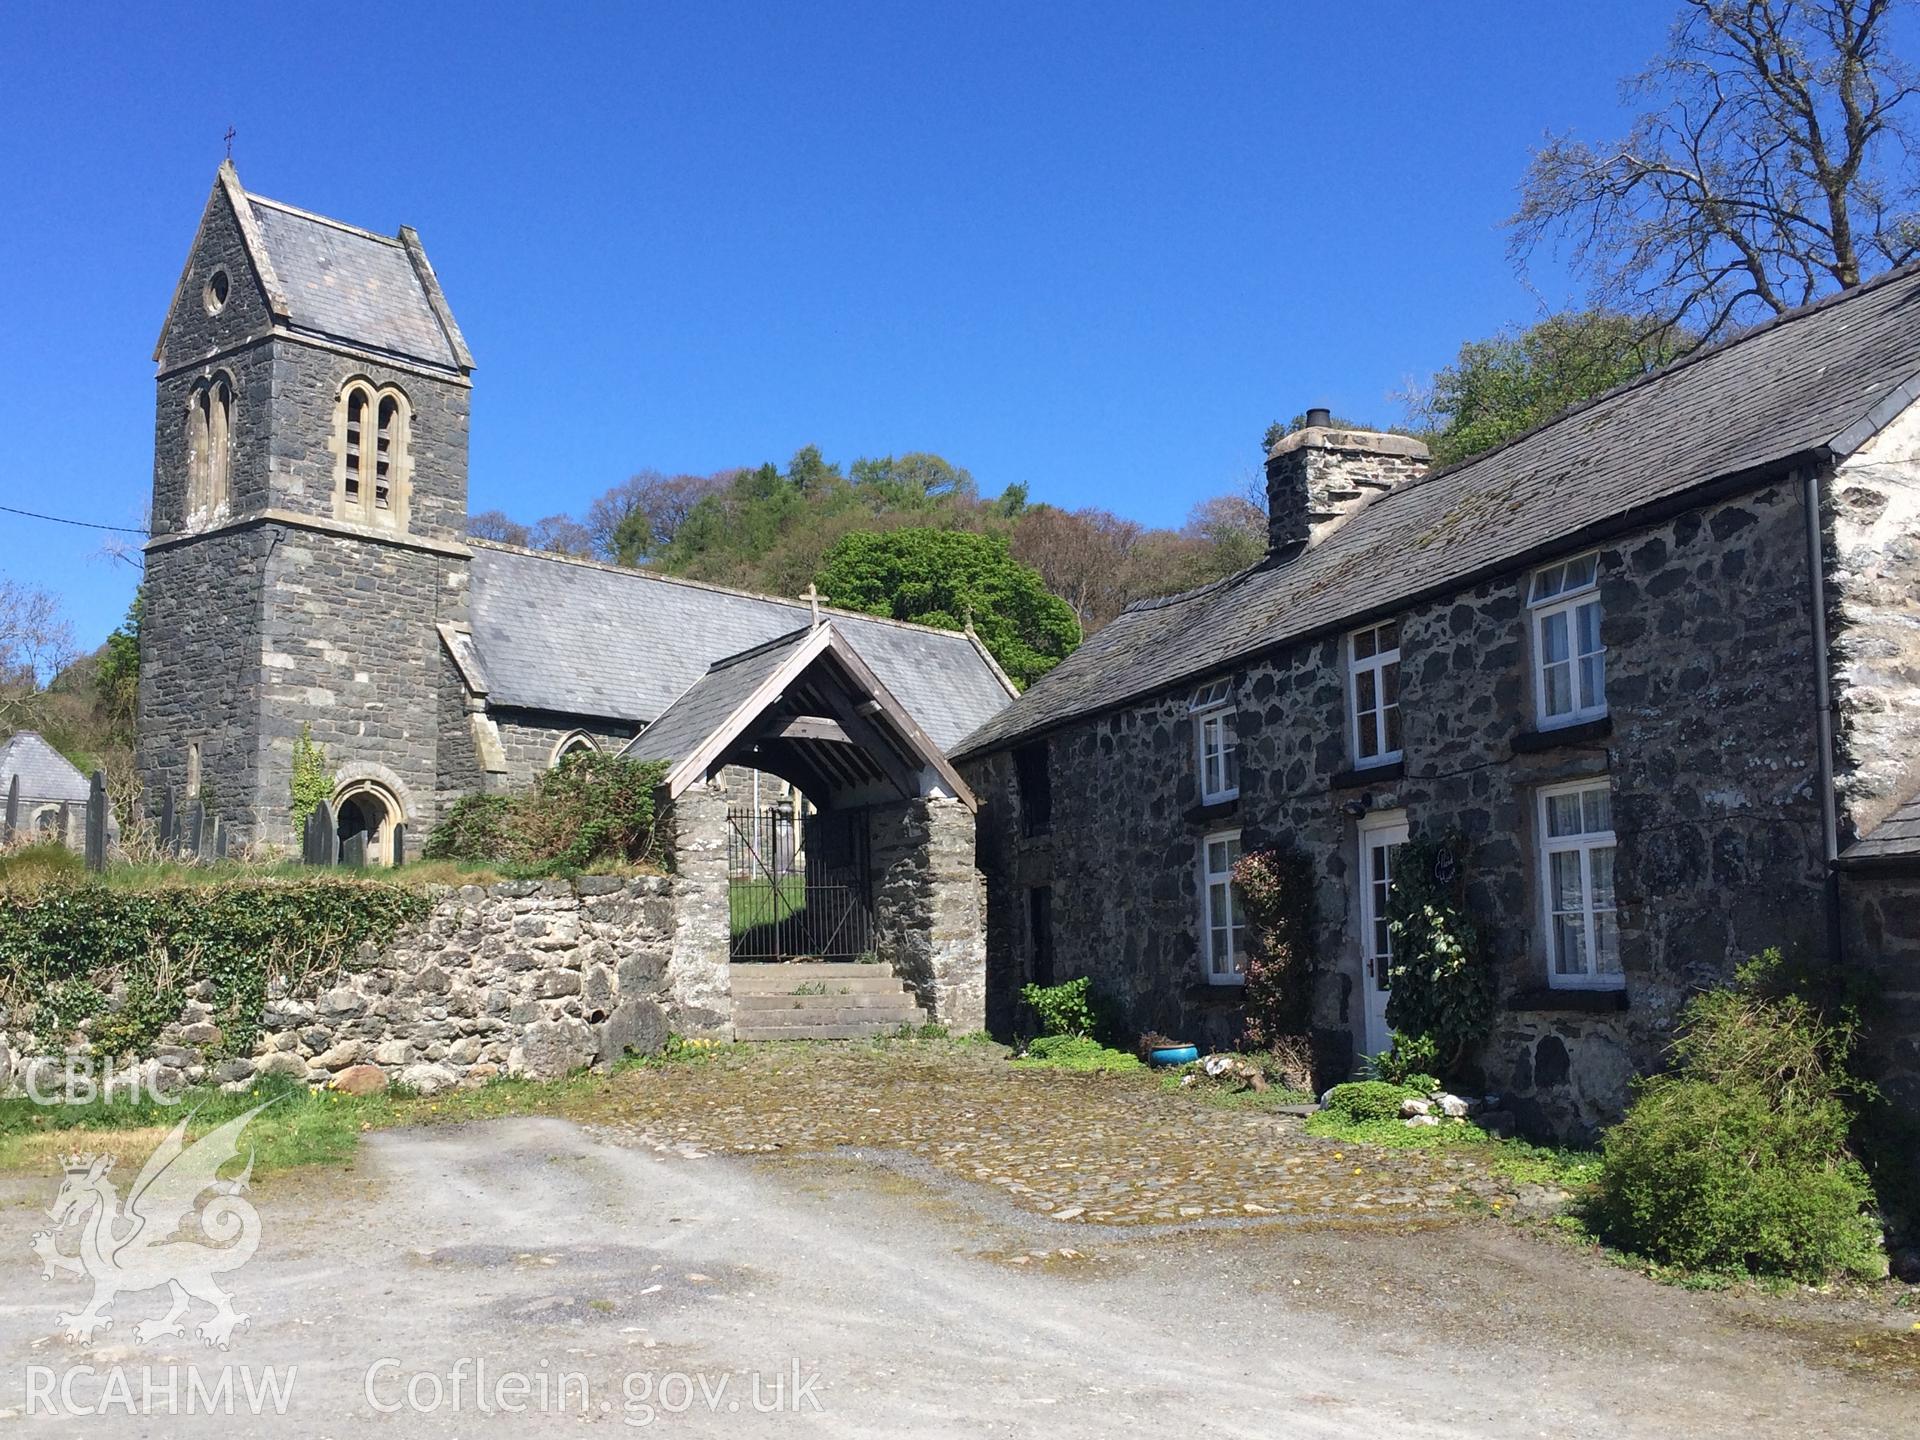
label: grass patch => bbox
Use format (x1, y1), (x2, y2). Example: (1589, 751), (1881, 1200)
(1011, 1036), (1144, 1074)
(1304, 1107), (1601, 1192)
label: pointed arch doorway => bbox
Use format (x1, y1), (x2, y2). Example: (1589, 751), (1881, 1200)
(334, 779), (403, 865)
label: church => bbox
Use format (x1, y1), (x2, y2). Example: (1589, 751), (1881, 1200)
(137, 163), (1016, 866)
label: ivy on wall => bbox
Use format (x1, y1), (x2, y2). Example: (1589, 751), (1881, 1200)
(1232, 844), (1319, 1046)
(290, 723), (334, 833)
(1384, 829), (1495, 1074)
(0, 880), (430, 1058)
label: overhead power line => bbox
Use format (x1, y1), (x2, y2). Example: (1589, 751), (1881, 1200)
(0, 503), (149, 536)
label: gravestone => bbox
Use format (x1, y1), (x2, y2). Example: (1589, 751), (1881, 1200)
(339, 830), (368, 868)
(213, 818), (228, 860)
(84, 772), (108, 872)
(185, 801), (205, 860)
(303, 800), (337, 866)
(391, 823), (406, 866)
(3, 774), (18, 843)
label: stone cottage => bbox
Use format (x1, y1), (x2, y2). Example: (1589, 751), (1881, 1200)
(952, 271), (1920, 1137)
(133, 163), (1013, 1034)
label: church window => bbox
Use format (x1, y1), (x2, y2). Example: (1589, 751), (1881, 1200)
(202, 268), (230, 315)
(335, 381), (409, 529)
(185, 374), (233, 518)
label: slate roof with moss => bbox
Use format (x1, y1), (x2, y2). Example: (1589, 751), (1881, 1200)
(954, 262), (1920, 761)
(245, 195), (468, 370)
(467, 542), (1017, 753)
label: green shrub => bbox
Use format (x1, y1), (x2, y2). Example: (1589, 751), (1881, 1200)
(1371, 1032), (1441, 1087)
(1384, 830), (1494, 1073)
(1587, 952), (1883, 1281)
(1019, 975), (1099, 1038)
(1320, 1079), (1420, 1124)
(422, 794), (516, 863)
(421, 754), (668, 872)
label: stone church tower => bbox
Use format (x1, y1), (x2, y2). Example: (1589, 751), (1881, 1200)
(138, 163), (475, 860)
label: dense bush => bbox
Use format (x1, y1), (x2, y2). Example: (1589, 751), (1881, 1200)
(1587, 952), (1882, 1281)
(1384, 830), (1494, 1073)
(423, 753), (669, 871)
(1231, 845), (1317, 1047)
(1018, 975), (1100, 1038)
(0, 880), (430, 1057)
(423, 794), (515, 864)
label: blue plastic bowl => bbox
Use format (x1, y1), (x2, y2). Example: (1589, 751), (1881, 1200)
(1149, 1044), (1200, 1066)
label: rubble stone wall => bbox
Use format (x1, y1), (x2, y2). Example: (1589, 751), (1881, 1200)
(0, 876), (684, 1097)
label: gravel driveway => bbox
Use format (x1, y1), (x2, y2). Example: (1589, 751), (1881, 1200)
(0, 1047), (1913, 1436)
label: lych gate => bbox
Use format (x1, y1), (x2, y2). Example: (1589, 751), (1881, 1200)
(621, 621), (986, 1038)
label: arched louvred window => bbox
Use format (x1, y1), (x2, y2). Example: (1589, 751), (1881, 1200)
(343, 388), (367, 509)
(375, 395), (399, 513)
(335, 381), (408, 529)
(206, 377), (231, 512)
(187, 387), (211, 515)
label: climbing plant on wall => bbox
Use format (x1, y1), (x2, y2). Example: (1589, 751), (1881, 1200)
(1231, 844), (1319, 1046)
(1384, 829), (1495, 1074)
(290, 723), (334, 832)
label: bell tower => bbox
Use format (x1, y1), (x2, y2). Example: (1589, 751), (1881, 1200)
(137, 163), (475, 858)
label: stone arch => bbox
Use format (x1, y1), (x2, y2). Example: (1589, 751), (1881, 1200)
(330, 761), (417, 867)
(549, 730), (600, 768)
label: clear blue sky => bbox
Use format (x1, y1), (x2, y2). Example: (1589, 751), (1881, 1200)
(2, 0), (1688, 651)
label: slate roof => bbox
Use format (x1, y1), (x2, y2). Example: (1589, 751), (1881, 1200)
(246, 194), (465, 370)
(466, 543), (1017, 752)
(954, 261), (1920, 760)
(1839, 793), (1920, 868)
(621, 629), (812, 767)
(0, 732), (90, 807)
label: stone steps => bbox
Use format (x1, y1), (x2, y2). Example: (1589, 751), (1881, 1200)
(730, 962), (930, 1040)
(734, 991), (924, 1012)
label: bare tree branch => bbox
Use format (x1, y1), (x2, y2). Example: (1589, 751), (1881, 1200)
(1511, 0), (1920, 341)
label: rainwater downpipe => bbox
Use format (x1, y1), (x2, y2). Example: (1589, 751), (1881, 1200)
(1802, 463), (1845, 967)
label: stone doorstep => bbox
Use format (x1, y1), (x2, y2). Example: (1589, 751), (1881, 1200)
(732, 991), (925, 1011)
(728, 963), (902, 980)
(734, 1007), (929, 1029)
(729, 975), (915, 997)
(733, 1021), (930, 1042)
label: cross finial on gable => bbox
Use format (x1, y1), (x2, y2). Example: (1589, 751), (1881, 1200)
(224, 126), (237, 161)
(801, 583), (822, 629)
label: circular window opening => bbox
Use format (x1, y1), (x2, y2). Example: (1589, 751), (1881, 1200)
(203, 269), (231, 315)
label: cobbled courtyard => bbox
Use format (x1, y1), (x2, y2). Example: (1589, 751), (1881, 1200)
(576, 1041), (1568, 1226)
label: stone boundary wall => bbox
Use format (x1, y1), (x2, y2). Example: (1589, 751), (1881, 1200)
(0, 876), (681, 1098)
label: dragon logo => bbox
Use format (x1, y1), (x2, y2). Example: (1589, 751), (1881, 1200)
(30, 1102), (271, 1349)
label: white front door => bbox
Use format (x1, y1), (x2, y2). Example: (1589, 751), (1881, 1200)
(1358, 813), (1409, 1059)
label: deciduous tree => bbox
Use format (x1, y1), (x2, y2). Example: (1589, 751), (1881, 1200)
(816, 529), (1081, 688)
(1512, 0), (1920, 341)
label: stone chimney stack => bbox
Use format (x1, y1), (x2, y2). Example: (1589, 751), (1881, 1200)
(1265, 411), (1429, 557)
